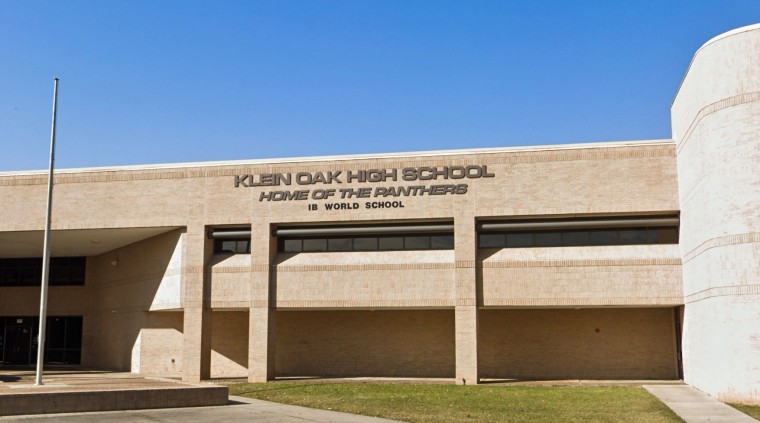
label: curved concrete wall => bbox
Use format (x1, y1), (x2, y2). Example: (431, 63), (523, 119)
(672, 23), (760, 404)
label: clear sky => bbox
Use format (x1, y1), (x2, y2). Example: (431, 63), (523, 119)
(1, 1), (759, 171)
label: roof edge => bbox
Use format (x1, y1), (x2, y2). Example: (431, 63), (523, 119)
(671, 23), (760, 108)
(0, 138), (675, 177)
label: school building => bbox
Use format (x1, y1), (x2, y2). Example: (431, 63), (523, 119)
(0, 24), (758, 404)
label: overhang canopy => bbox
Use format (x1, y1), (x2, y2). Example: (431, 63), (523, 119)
(0, 227), (180, 258)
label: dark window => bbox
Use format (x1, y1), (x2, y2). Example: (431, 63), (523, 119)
(44, 316), (82, 365)
(590, 230), (618, 245)
(328, 238), (352, 251)
(479, 234), (505, 248)
(534, 232), (562, 247)
(507, 233), (533, 247)
(0, 257), (86, 287)
(302, 238), (328, 252)
(213, 238), (250, 254)
(430, 235), (455, 249)
(563, 231), (589, 246)
(47, 317), (67, 349)
(478, 226), (678, 248)
(353, 237), (379, 251)
(65, 316), (83, 349)
(279, 233), (455, 253)
(405, 236), (430, 249)
(649, 228), (679, 244)
(0, 315), (82, 365)
(282, 239), (302, 253)
(619, 229), (647, 244)
(379, 237), (404, 250)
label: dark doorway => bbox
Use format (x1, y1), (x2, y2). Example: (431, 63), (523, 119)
(3, 324), (33, 365)
(1, 316), (82, 366)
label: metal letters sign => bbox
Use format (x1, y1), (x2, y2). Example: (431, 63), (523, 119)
(234, 165), (495, 210)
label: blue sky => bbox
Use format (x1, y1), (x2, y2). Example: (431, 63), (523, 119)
(1, 1), (759, 171)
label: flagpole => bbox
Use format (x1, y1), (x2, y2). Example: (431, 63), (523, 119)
(35, 77), (59, 386)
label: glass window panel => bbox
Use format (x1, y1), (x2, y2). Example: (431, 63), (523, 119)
(430, 235), (454, 249)
(64, 349), (82, 365)
(379, 237), (404, 250)
(50, 260), (69, 284)
(46, 317), (66, 348)
(65, 317), (83, 349)
(19, 263), (40, 286)
(237, 240), (251, 254)
(352, 237), (378, 251)
(1, 264), (11, 286)
(46, 349), (65, 364)
(45, 349), (65, 364)
(282, 239), (302, 253)
(507, 233), (534, 247)
(650, 228), (678, 244)
(328, 238), (352, 251)
(404, 236), (430, 250)
(590, 230), (618, 245)
(303, 238), (328, 252)
(479, 234), (505, 248)
(662, 228), (679, 244)
(220, 240), (237, 253)
(5, 265), (20, 286)
(534, 232), (562, 247)
(619, 229), (647, 245)
(563, 231), (589, 246)
(68, 258), (86, 285)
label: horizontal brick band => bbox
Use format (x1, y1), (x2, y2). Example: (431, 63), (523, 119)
(483, 297), (683, 307)
(677, 91), (760, 153)
(275, 263), (454, 272)
(685, 284), (760, 303)
(209, 266), (252, 274)
(482, 258), (681, 268)
(683, 232), (760, 263)
(207, 301), (250, 309)
(212, 258), (680, 274)
(276, 299), (455, 309)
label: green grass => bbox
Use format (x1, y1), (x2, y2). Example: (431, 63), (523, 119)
(730, 403), (760, 420)
(229, 382), (683, 423)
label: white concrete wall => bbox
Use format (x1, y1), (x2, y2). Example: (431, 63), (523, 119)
(673, 23), (760, 405)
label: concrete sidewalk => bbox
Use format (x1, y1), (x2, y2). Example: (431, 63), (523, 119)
(0, 396), (402, 422)
(644, 385), (758, 423)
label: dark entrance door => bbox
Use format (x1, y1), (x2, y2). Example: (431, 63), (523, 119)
(4, 325), (33, 365)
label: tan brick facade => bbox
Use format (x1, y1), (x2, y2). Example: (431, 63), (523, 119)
(276, 310), (455, 378)
(0, 23), (758, 405)
(479, 308), (678, 380)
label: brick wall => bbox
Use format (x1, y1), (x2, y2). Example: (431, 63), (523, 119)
(479, 308), (678, 379)
(276, 310), (455, 377)
(210, 310), (248, 378)
(86, 230), (185, 372)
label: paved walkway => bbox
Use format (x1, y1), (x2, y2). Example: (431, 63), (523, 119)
(644, 385), (758, 423)
(0, 396), (401, 422)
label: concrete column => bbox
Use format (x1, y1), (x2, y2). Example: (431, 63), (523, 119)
(248, 221), (277, 382)
(181, 223), (212, 382)
(454, 217), (479, 385)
